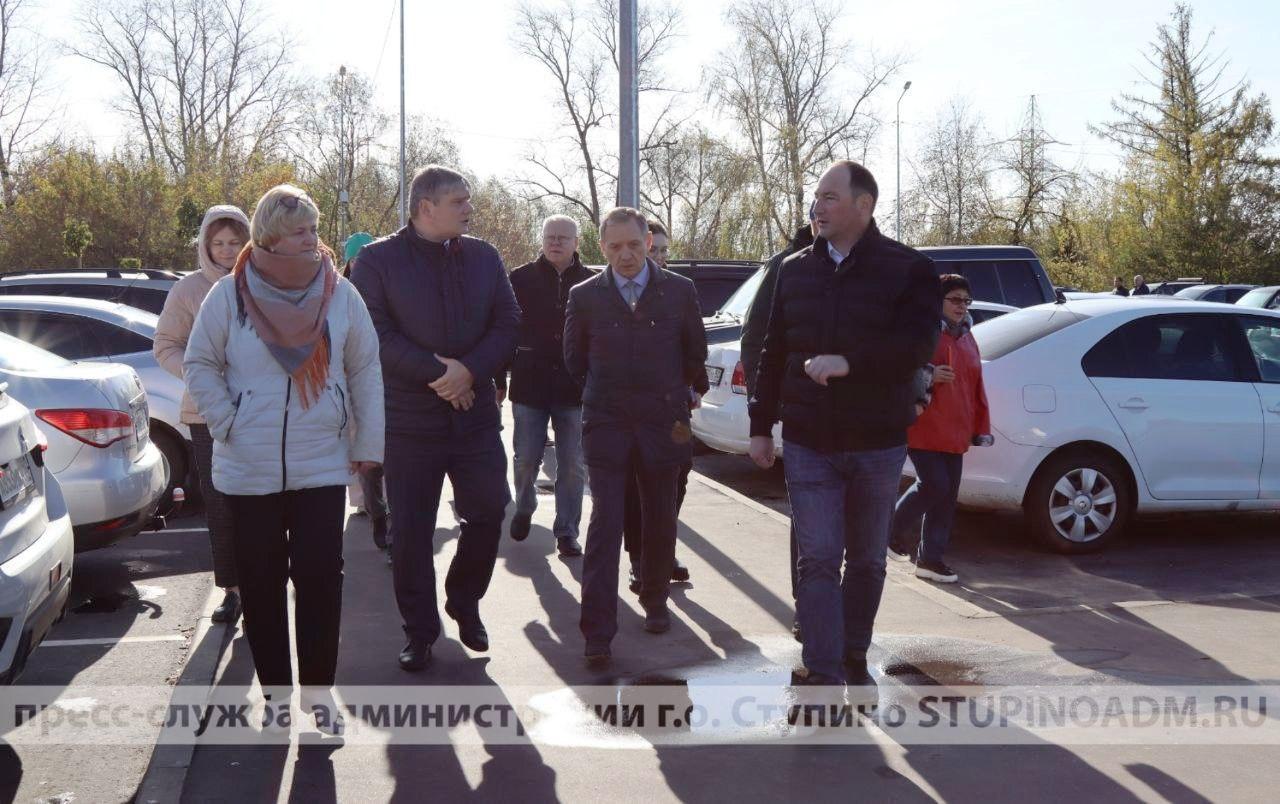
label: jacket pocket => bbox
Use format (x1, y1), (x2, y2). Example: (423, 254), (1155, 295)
(225, 392), (245, 441)
(327, 384), (350, 437)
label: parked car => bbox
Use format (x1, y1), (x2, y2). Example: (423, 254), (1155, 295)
(0, 333), (168, 552)
(0, 268), (180, 315)
(914, 296), (1280, 553)
(1172, 284), (1256, 304)
(1148, 278), (1204, 296)
(664, 259), (761, 316)
(0, 297), (189, 509)
(702, 266), (768, 346)
(691, 301), (1017, 457)
(1235, 286), (1280, 310)
(0, 383), (75, 683)
(915, 245), (1057, 307)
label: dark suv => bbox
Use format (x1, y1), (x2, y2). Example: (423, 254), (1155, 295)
(0, 269), (181, 315)
(915, 246), (1056, 308)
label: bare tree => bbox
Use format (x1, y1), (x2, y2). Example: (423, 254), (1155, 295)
(710, 0), (902, 246)
(1, 0), (54, 207)
(907, 98), (998, 245)
(513, 0), (680, 226)
(72, 0), (299, 177)
(995, 95), (1075, 243)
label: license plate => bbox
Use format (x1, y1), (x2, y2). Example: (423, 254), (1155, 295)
(706, 365), (724, 387)
(131, 402), (149, 444)
(0, 454), (36, 509)
(49, 561), (63, 591)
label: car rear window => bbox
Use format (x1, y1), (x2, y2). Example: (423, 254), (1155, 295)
(972, 307), (1088, 360)
(1236, 288), (1276, 308)
(0, 332), (72, 371)
(719, 268), (766, 318)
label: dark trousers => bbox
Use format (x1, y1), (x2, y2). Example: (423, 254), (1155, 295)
(359, 463), (389, 521)
(385, 429), (510, 644)
(226, 485), (346, 688)
(623, 457), (691, 564)
(891, 449), (964, 565)
(581, 453), (681, 645)
(190, 423), (237, 588)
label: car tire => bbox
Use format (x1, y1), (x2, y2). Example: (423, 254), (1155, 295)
(1024, 450), (1133, 554)
(152, 427), (187, 516)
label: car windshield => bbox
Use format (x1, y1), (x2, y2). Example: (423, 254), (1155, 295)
(1174, 286), (1209, 298)
(716, 267), (766, 319)
(1236, 288), (1276, 308)
(972, 306), (1090, 361)
(0, 332), (72, 371)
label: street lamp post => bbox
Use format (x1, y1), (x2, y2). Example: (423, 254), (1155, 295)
(618, 0), (639, 207)
(896, 80), (912, 242)
(398, 0), (407, 227)
(338, 65), (347, 248)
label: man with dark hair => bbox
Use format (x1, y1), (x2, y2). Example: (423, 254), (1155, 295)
(566, 207), (709, 663)
(351, 164), (520, 671)
(647, 221), (671, 267)
(503, 215), (593, 557)
(750, 160), (940, 686)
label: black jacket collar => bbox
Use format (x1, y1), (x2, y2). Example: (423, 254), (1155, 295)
(813, 219), (884, 269)
(536, 252), (588, 279)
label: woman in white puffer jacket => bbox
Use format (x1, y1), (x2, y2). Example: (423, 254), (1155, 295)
(184, 184), (383, 735)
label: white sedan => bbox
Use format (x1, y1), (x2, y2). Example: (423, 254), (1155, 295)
(0, 384), (75, 682)
(0, 296), (188, 509)
(924, 296), (1280, 552)
(693, 300), (1017, 457)
(0, 333), (167, 551)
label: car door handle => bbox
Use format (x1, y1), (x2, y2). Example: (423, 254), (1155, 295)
(1269, 402), (1280, 414)
(1118, 398), (1149, 411)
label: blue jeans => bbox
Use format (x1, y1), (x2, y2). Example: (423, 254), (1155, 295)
(512, 403), (586, 541)
(784, 440), (907, 679)
(891, 449), (963, 565)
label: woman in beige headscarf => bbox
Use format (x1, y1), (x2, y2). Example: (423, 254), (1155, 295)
(154, 205), (251, 626)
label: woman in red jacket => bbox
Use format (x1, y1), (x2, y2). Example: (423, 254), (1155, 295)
(888, 274), (991, 583)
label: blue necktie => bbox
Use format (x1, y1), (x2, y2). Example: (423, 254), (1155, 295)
(625, 280), (639, 309)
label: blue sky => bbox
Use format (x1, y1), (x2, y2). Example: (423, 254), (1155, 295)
(25, 0), (1280, 203)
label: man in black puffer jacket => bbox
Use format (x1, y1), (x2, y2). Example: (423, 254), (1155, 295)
(749, 160), (940, 686)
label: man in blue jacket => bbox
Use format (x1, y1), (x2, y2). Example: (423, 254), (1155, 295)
(351, 165), (520, 671)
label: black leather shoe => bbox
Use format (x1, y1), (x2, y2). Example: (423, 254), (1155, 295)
(643, 606), (671, 634)
(584, 641), (611, 664)
(628, 564), (642, 595)
(557, 536), (583, 557)
(398, 639), (431, 671)
(843, 653), (874, 685)
(445, 602), (489, 652)
(211, 590), (241, 624)
(671, 557), (690, 583)
(372, 516), (389, 550)
(509, 513), (532, 542)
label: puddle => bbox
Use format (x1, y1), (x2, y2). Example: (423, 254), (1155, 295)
(526, 634), (1145, 747)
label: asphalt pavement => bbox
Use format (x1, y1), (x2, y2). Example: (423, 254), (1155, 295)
(5, 424), (1280, 802)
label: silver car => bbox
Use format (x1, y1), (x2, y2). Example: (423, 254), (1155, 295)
(0, 296), (189, 508)
(0, 382), (75, 682)
(0, 333), (167, 551)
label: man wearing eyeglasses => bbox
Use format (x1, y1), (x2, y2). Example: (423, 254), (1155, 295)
(502, 215), (594, 557)
(749, 160), (940, 687)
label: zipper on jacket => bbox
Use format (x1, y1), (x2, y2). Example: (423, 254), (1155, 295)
(227, 391), (243, 438)
(335, 384), (348, 437)
(281, 377), (292, 492)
